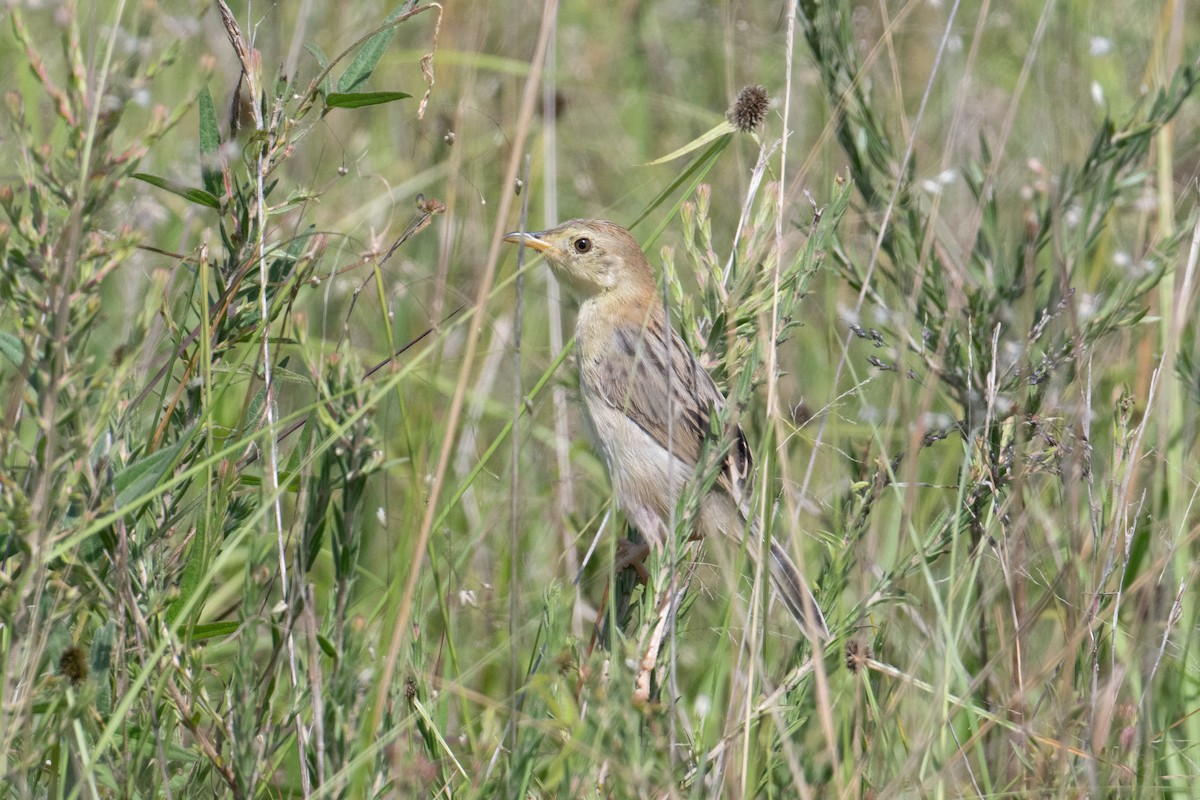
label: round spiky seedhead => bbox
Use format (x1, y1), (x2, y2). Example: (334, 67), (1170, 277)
(727, 84), (769, 132)
(59, 646), (89, 686)
(845, 639), (872, 673)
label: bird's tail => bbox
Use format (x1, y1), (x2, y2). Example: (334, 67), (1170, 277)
(767, 539), (829, 642)
(708, 496), (829, 641)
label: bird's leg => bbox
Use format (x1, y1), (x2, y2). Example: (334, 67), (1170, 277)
(614, 537), (651, 584)
(614, 506), (669, 585)
(613, 511), (701, 585)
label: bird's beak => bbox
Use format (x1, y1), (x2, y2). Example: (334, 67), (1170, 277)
(502, 230), (558, 256)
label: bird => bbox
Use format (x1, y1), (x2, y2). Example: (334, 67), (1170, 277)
(503, 219), (828, 642)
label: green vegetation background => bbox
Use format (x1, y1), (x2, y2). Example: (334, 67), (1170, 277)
(2, 0), (1199, 797)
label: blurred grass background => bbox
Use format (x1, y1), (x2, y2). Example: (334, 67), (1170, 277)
(2, 0), (1199, 796)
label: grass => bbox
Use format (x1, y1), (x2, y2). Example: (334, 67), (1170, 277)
(2, 0), (1199, 797)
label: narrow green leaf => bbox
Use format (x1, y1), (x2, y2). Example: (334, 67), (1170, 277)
(324, 91), (411, 110)
(642, 121), (737, 166)
(166, 509), (214, 625)
(284, 414), (317, 474)
(1122, 522), (1151, 591)
(337, 5), (409, 93)
(113, 437), (190, 510)
(628, 135), (731, 231)
(243, 386), (267, 439)
(198, 86), (222, 198)
(132, 173), (220, 210)
(191, 621), (239, 641)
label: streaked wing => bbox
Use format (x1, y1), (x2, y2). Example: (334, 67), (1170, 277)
(592, 311), (753, 506)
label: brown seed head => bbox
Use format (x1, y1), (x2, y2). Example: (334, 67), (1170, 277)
(59, 646), (89, 686)
(845, 639), (872, 673)
(727, 85), (769, 132)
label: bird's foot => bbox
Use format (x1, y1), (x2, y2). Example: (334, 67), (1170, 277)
(614, 538), (652, 584)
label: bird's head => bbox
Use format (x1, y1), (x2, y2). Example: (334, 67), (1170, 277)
(503, 219), (655, 301)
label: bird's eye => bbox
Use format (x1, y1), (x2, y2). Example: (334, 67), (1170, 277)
(573, 237), (592, 253)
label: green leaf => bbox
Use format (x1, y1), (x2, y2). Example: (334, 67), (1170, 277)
(243, 386), (267, 439)
(89, 622), (114, 677)
(284, 414), (317, 474)
(628, 135), (731, 231)
(642, 121), (737, 166)
(191, 621), (239, 641)
(166, 508), (216, 626)
(132, 173), (220, 210)
(337, 5), (409, 93)
(198, 86), (222, 198)
(317, 633), (337, 659)
(113, 436), (189, 510)
(324, 91), (411, 110)
(1122, 521), (1151, 592)
(0, 332), (24, 367)
(304, 42), (333, 98)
